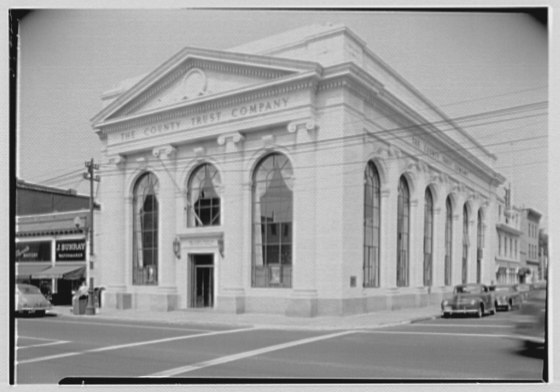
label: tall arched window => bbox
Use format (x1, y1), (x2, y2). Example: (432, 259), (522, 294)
(363, 161), (381, 288)
(396, 176), (410, 287)
(187, 163), (221, 227)
(252, 153), (293, 288)
(132, 172), (159, 285)
(462, 204), (469, 284)
(477, 209), (483, 283)
(423, 188), (434, 287)
(444, 196), (453, 286)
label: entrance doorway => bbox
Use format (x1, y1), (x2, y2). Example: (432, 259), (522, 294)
(190, 254), (214, 308)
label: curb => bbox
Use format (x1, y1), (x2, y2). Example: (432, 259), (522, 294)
(48, 307), (442, 332)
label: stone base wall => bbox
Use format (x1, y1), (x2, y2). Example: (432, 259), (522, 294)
(103, 289), (449, 317)
(103, 291), (179, 312)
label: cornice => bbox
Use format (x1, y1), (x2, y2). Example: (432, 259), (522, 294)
(96, 72), (320, 135)
(91, 47), (322, 125)
(114, 59), (292, 118)
(319, 63), (504, 188)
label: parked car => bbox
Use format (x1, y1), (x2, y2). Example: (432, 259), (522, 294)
(441, 283), (496, 318)
(489, 284), (522, 311)
(15, 283), (52, 316)
(513, 283), (546, 351)
(514, 283), (531, 301)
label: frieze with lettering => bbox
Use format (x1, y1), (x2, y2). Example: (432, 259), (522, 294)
(411, 136), (469, 177)
(112, 96), (291, 145)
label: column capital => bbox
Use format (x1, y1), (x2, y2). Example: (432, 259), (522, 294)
(217, 131), (245, 146)
(287, 118), (317, 133)
(152, 145), (176, 159)
(108, 154), (126, 168)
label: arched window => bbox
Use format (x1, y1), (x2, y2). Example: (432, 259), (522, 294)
(423, 188), (434, 287)
(462, 204), (469, 284)
(396, 176), (410, 287)
(445, 196), (453, 286)
(132, 172), (159, 285)
(477, 209), (483, 283)
(187, 163), (221, 227)
(252, 153), (293, 288)
(363, 161), (381, 288)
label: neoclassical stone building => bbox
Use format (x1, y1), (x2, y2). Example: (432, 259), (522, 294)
(91, 24), (505, 316)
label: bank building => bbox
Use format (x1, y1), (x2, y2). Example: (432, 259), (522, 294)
(91, 24), (505, 316)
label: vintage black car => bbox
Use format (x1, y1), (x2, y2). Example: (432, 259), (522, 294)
(489, 284), (522, 311)
(441, 283), (496, 318)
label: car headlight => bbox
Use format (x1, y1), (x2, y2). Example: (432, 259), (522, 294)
(470, 299), (476, 305)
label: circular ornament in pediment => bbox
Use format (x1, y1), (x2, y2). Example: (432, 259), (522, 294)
(182, 68), (207, 100)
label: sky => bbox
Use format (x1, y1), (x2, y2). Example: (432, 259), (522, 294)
(13, 8), (550, 228)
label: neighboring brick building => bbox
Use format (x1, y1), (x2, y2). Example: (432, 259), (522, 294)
(519, 208), (542, 283)
(15, 179), (98, 305)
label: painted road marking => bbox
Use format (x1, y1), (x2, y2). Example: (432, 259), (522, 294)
(18, 340), (70, 349)
(17, 327), (255, 365)
(145, 330), (356, 378)
(18, 335), (59, 342)
(29, 318), (215, 333)
(413, 323), (513, 328)
(358, 330), (515, 339)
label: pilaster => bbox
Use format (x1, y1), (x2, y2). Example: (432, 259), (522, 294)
(99, 155), (127, 291)
(216, 132), (246, 312)
(152, 145), (178, 291)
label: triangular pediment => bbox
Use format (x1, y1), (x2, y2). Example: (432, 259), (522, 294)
(92, 47), (321, 126)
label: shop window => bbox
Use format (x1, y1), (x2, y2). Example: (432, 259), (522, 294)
(187, 163), (221, 227)
(363, 161), (381, 288)
(396, 176), (410, 287)
(462, 204), (469, 284)
(251, 153), (293, 288)
(132, 172), (159, 285)
(444, 196), (453, 286)
(423, 187), (434, 287)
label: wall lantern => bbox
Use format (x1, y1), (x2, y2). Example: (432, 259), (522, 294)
(173, 237), (181, 259)
(218, 237), (224, 258)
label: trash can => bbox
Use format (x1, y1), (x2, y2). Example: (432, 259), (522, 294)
(72, 296), (88, 315)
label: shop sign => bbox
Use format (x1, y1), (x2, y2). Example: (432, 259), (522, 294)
(56, 239), (86, 261)
(16, 241), (51, 262)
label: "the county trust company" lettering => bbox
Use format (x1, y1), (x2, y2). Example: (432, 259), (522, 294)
(118, 97), (290, 142)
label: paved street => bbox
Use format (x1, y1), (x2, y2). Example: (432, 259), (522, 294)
(14, 309), (545, 384)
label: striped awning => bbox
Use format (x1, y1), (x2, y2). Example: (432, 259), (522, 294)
(32, 265), (86, 280)
(16, 264), (50, 278)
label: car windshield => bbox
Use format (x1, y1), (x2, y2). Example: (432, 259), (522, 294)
(455, 286), (482, 294)
(17, 284), (42, 295)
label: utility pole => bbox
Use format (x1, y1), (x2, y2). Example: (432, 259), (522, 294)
(84, 158), (100, 315)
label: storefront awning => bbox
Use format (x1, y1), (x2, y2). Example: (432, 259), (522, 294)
(16, 264), (50, 278)
(32, 265), (86, 280)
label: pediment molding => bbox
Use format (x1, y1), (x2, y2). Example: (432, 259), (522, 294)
(113, 58), (294, 118)
(92, 47), (322, 128)
(98, 76), (319, 136)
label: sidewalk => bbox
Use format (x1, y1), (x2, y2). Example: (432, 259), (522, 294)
(50, 304), (442, 331)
